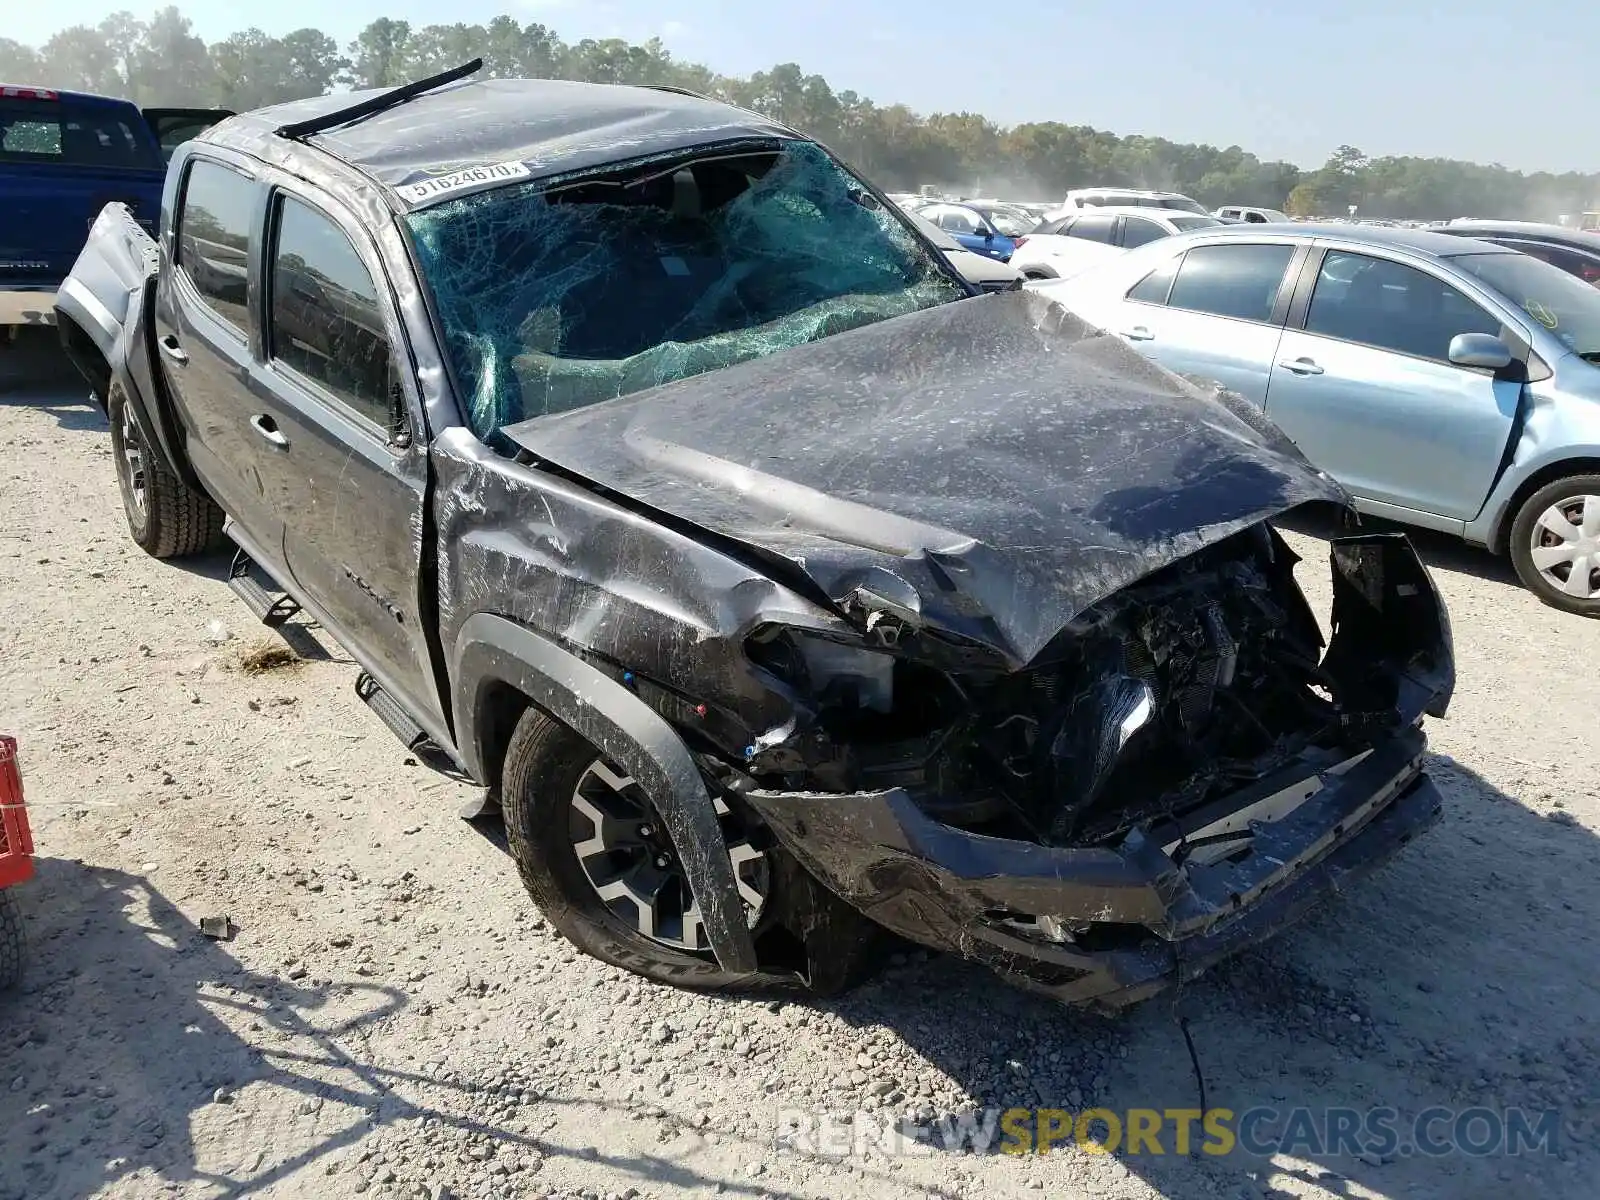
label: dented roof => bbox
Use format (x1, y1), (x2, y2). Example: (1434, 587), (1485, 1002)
(228, 78), (794, 203)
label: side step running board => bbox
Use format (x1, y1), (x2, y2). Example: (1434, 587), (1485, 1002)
(354, 671), (473, 782)
(228, 548), (302, 627)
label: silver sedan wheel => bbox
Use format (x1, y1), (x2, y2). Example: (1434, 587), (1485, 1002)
(1529, 494), (1600, 600)
(118, 403), (147, 513)
(567, 760), (768, 952)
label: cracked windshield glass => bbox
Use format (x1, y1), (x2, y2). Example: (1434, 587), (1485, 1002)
(406, 141), (966, 438)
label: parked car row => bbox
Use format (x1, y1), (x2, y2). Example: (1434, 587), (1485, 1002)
(47, 63), (1454, 1011)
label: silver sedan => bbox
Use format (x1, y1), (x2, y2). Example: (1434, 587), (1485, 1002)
(1034, 224), (1600, 615)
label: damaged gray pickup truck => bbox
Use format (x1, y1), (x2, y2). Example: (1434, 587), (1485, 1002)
(55, 62), (1455, 1010)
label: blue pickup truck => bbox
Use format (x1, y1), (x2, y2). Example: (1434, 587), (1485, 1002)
(0, 84), (227, 328)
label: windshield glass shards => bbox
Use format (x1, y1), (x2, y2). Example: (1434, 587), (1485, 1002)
(407, 140), (967, 440)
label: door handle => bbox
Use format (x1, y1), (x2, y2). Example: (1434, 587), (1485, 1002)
(1277, 357), (1324, 375)
(249, 414), (289, 449)
(1122, 326), (1155, 341)
(158, 334), (188, 364)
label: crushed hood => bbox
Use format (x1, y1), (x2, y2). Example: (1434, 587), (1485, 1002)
(503, 290), (1348, 668)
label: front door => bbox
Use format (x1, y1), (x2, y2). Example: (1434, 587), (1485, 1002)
(1264, 249), (1520, 521)
(254, 186), (444, 733)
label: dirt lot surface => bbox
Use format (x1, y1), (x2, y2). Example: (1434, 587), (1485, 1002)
(1, 331), (1597, 1200)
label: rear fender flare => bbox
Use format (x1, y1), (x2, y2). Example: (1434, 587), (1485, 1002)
(120, 278), (203, 491)
(452, 613), (759, 975)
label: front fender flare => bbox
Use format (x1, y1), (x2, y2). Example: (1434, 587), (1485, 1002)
(452, 613), (759, 975)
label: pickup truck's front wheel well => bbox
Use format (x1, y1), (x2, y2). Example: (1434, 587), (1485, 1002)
(55, 312), (112, 406)
(1491, 457), (1600, 554)
(477, 680), (533, 796)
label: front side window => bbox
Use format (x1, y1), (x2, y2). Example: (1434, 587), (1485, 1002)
(1120, 217), (1167, 248)
(177, 159), (256, 334)
(1305, 251), (1500, 361)
(408, 140), (966, 440)
(1166, 243), (1294, 322)
(986, 209), (1034, 237)
(269, 194), (394, 430)
(937, 207), (981, 234)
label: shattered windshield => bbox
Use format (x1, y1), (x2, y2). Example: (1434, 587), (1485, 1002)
(407, 140), (968, 440)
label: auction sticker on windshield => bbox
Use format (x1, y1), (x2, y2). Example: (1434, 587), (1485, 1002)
(396, 161), (532, 206)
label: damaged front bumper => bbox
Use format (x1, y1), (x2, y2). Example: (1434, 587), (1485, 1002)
(747, 728), (1439, 1009)
(742, 533), (1454, 1009)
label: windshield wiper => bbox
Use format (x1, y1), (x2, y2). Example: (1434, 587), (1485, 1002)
(276, 59), (482, 142)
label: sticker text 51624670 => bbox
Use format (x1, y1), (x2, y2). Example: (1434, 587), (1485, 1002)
(396, 161), (532, 206)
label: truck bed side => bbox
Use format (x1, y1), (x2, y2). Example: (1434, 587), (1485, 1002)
(55, 203), (199, 488)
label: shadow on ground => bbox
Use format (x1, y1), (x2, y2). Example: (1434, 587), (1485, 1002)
(0, 329), (106, 433)
(799, 755), (1596, 1198)
(0, 859), (954, 1200)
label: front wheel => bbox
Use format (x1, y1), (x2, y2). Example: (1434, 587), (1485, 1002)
(1508, 474), (1600, 617)
(107, 382), (224, 559)
(501, 708), (798, 992)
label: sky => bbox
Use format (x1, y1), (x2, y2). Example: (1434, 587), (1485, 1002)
(9, 0), (1598, 174)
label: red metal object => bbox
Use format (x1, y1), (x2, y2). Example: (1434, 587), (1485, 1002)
(0, 736), (35, 889)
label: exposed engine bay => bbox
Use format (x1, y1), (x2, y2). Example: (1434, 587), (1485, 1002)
(742, 524), (1394, 851)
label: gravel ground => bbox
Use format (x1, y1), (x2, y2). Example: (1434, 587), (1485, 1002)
(1, 330), (1597, 1200)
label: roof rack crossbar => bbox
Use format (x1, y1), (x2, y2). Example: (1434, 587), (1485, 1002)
(275, 58), (484, 142)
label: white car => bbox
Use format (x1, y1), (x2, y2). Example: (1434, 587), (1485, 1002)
(1215, 205), (1292, 224)
(1048, 187), (1209, 219)
(1009, 207), (1222, 280)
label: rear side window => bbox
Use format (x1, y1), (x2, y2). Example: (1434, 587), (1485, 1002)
(1167, 244), (1295, 322)
(1120, 217), (1167, 248)
(1128, 256), (1180, 304)
(1068, 214), (1117, 244)
(177, 159), (256, 334)
(268, 194), (394, 431)
(0, 98), (159, 169)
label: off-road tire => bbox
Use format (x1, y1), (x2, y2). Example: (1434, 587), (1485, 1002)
(108, 381), (224, 559)
(0, 890), (25, 991)
(501, 707), (810, 993)
(1508, 473), (1600, 618)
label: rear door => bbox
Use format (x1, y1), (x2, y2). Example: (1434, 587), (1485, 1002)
(142, 108), (234, 165)
(255, 185), (443, 733)
(1033, 212), (1122, 277)
(0, 92), (165, 293)
(155, 152), (281, 555)
(1108, 241), (1299, 405)
(1264, 248), (1521, 521)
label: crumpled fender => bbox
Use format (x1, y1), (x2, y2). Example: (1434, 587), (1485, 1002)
(451, 612), (758, 974)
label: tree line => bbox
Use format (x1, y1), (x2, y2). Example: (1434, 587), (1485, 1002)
(2, 8), (1595, 220)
